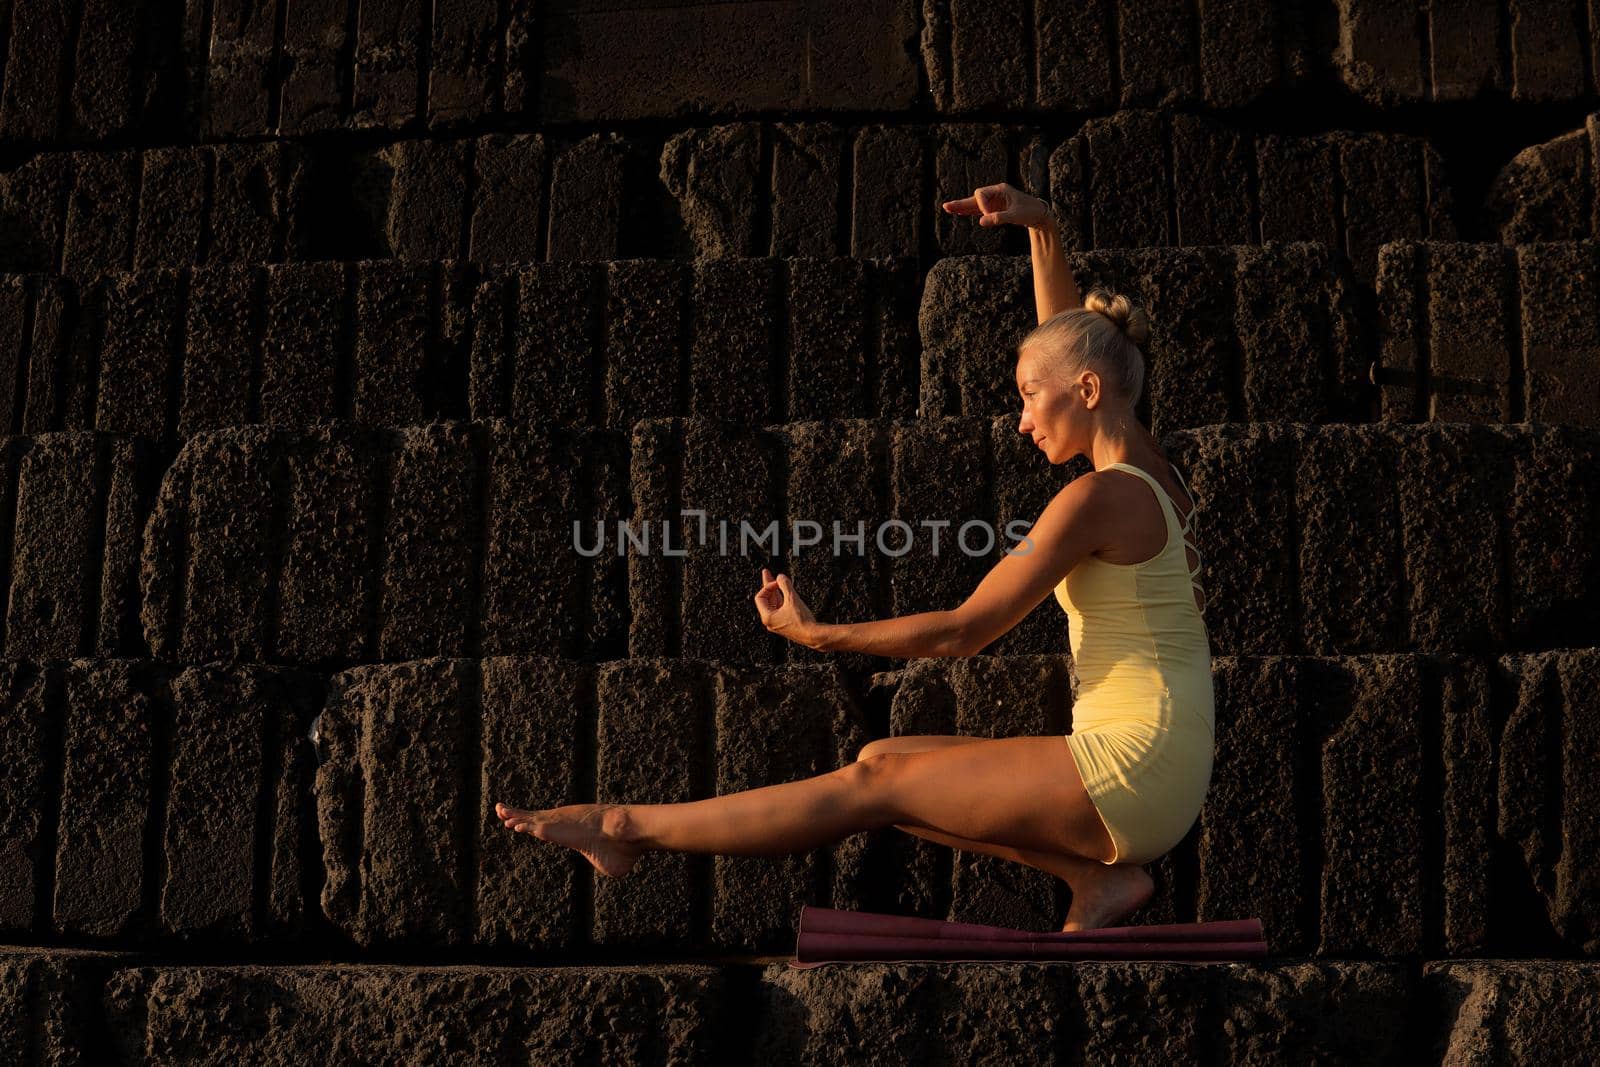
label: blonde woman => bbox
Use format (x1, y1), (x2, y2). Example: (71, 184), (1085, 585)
(497, 182), (1214, 933)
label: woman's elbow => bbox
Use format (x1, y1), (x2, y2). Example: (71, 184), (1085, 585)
(947, 615), (993, 657)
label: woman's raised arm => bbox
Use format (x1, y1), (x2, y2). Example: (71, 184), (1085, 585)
(1027, 208), (1081, 324)
(941, 181), (1081, 324)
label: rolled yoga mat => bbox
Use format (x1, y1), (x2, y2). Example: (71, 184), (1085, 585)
(788, 905), (1267, 968)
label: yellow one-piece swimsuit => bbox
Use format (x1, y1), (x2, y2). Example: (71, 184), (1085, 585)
(1054, 460), (1216, 866)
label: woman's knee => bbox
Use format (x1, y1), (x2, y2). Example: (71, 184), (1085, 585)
(856, 735), (982, 761)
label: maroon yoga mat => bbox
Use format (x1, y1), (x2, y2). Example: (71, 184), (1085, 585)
(788, 905), (1267, 967)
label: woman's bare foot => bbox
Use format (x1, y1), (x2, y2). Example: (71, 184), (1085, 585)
(1060, 863), (1155, 931)
(496, 801), (645, 878)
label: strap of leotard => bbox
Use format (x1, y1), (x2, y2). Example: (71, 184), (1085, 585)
(1167, 464), (1205, 611)
(1167, 463), (1197, 535)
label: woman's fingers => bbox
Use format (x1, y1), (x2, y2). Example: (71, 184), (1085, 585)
(946, 183), (1024, 225)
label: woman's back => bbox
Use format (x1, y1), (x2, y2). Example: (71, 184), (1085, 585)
(1053, 460), (1213, 737)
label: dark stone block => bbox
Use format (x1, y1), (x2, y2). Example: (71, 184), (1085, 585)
(1196, 0), (1283, 108)
(476, 657), (590, 948)
(428, 0), (498, 127)
(603, 260), (686, 432)
(278, 0), (349, 133)
(60, 149), (137, 278)
(1256, 133), (1339, 246)
(205, 0), (278, 137)
(180, 264), (258, 434)
(208, 143), (304, 265)
(132, 146), (207, 270)
(377, 423), (478, 660)
(1314, 655), (1424, 955)
(1115, 0), (1198, 107)
(786, 258), (867, 418)
(1426, 242), (1515, 422)
(850, 125), (923, 259)
(176, 427), (278, 662)
(660, 123), (761, 259)
(1198, 657), (1310, 954)
(1517, 241), (1600, 426)
(6, 432), (100, 659)
(1425, 962), (1600, 1062)
(1171, 114), (1253, 247)
(0, 0), (67, 139)
(276, 424), (381, 664)
(351, 0), (423, 128)
(0, 663), (50, 934)
(546, 133), (629, 261)
(1295, 425), (1405, 654)
(711, 661), (870, 951)
(770, 122), (844, 257)
(1333, 0), (1425, 105)
(776, 421), (885, 674)
(932, 125), (1009, 257)
(679, 419), (783, 663)
(54, 660), (155, 937)
(1085, 111), (1170, 249)
(688, 258), (778, 423)
(95, 268), (182, 436)
(160, 664), (314, 941)
(315, 659), (473, 947)
(592, 659), (708, 947)
(1035, 0), (1115, 111)
(259, 261), (345, 427)
(887, 419), (989, 619)
(507, 262), (599, 423)
(352, 260), (430, 425)
(376, 139), (468, 261)
(1395, 422), (1513, 652)
(468, 133), (546, 263)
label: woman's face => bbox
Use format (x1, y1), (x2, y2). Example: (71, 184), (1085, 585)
(1015, 347), (1080, 464)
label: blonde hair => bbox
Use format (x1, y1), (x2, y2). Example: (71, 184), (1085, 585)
(1017, 288), (1150, 405)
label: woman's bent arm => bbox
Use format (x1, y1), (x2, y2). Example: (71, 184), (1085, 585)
(803, 476), (1106, 658)
(806, 611), (969, 658)
(1030, 215), (1081, 324)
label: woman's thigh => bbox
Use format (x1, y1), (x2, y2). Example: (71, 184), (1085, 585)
(862, 735), (1115, 862)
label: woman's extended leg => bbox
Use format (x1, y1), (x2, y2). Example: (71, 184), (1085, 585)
(499, 736), (1107, 868)
(497, 734), (1153, 928)
(499, 758), (882, 859)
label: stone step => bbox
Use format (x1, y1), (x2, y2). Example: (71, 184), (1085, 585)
(2, 242), (1367, 442)
(127, 417), (1600, 664)
(0, 418), (1592, 664)
(8, 238), (1596, 446)
(0, 117), (1461, 282)
(0, 0), (1566, 148)
(1373, 240), (1600, 426)
(1, 651), (1594, 959)
(2, 947), (1597, 1063)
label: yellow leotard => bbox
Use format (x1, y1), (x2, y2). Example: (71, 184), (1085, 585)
(1054, 460), (1215, 866)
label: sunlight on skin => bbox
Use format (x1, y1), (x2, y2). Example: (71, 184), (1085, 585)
(494, 801), (644, 878)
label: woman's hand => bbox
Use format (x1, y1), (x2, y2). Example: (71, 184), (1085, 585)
(941, 181), (1051, 230)
(755, 567), (820, 647)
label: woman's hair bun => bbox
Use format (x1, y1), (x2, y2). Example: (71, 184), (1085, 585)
(1082, 288), (1151, 348)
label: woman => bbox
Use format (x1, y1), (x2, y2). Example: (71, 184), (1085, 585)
(497, 182), (1214, 932)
